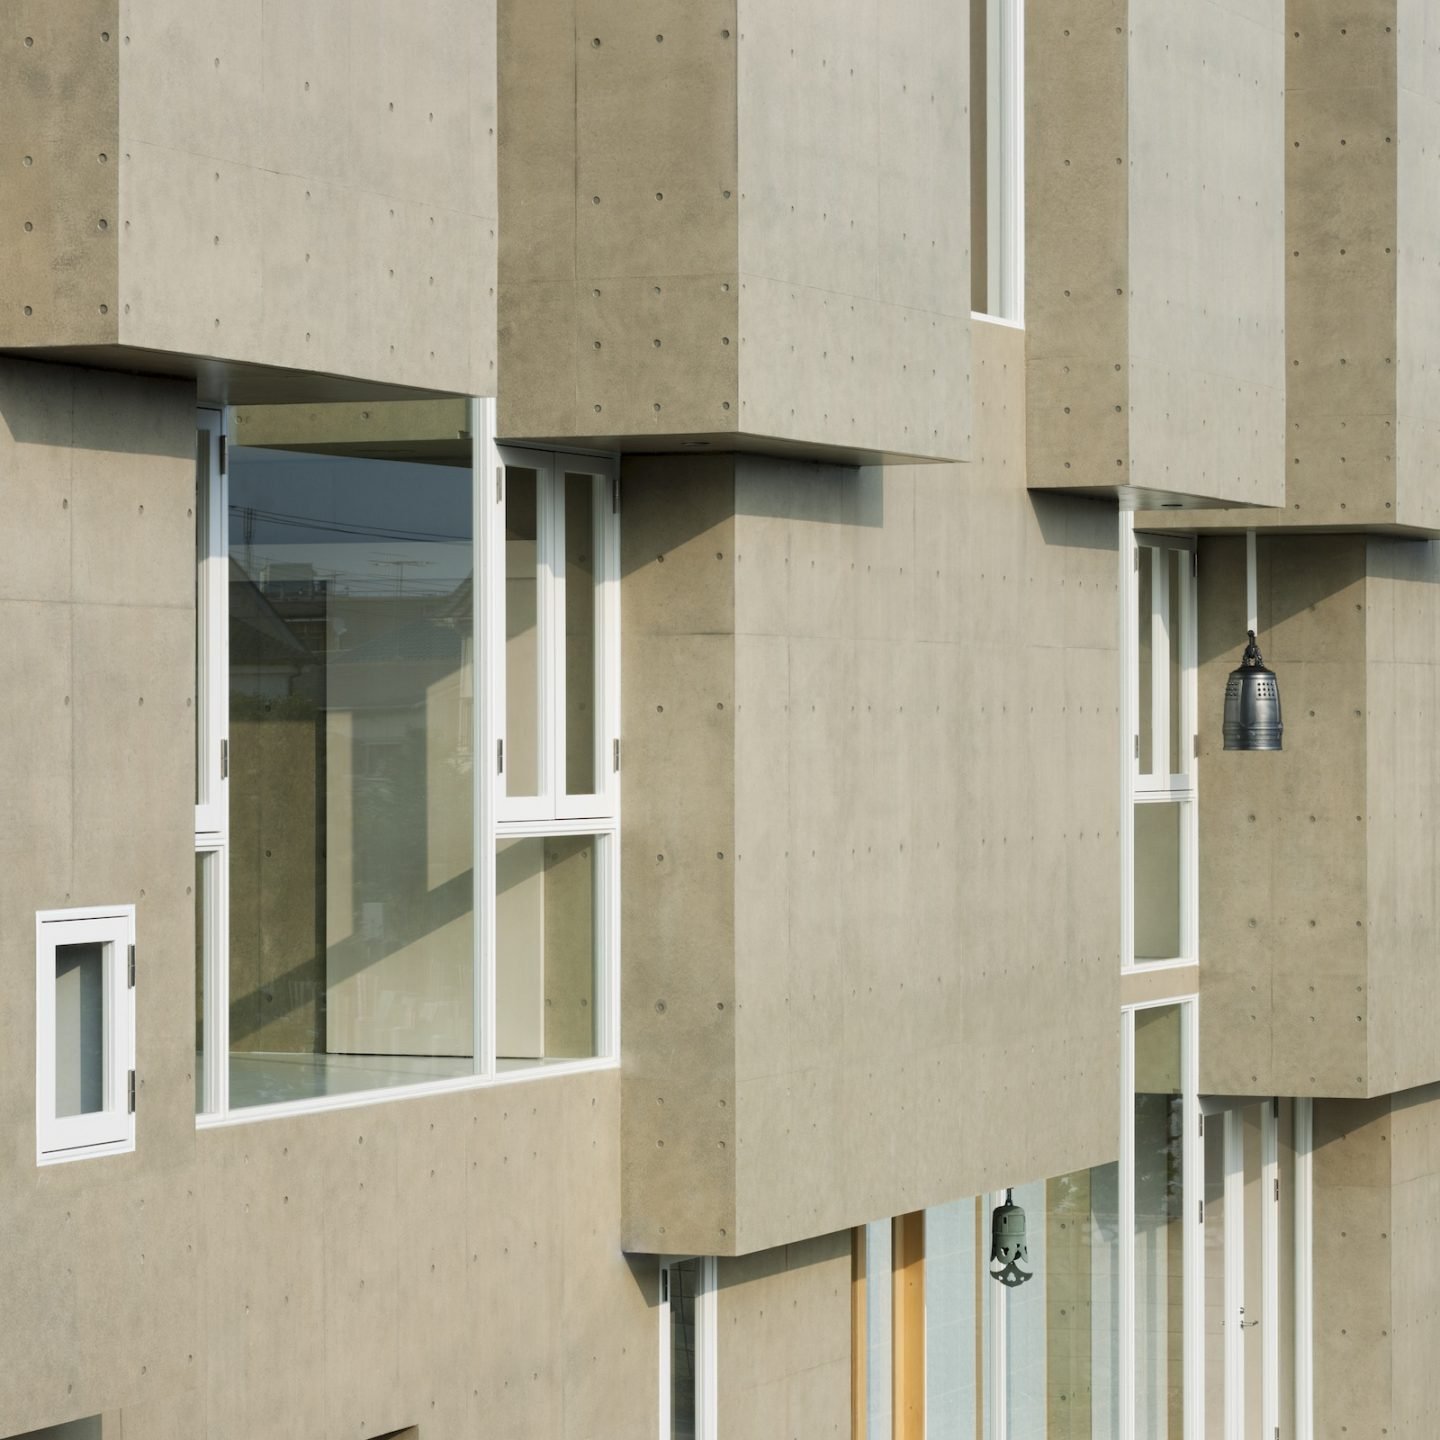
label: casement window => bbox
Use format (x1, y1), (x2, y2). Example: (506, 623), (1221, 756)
(1123, 525), (1197, 970)
(36, 905), (135, 1163)
(970, 0), (1023, 323)
(660, 1256), (716, 1440)
(193, 399), (619, 1120)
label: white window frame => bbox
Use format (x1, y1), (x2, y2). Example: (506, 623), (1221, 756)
(659, 1255), (717, 1440)
(494, 446), (620, 825)
(192, 399), (621, 1128)
(1122, 517), (1198, 971)
(36, 904), (136, 1164)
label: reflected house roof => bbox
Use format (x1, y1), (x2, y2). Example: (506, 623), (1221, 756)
(228, 557), (314, 673)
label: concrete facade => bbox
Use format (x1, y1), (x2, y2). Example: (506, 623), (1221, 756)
(1, 1), (1439, 1438)
(620, 322), (1119, 1257)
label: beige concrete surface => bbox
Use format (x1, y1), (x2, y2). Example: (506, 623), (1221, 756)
(1195, 532), (1440, 1098)
(0, 1), (496, 399)
(0, 358), (658, 1440)
(498, 0), (969, 463)
(1028, 0), (1287, 510)
(622, 323), (1121, 1256)
(717, 1232), (851, 1439)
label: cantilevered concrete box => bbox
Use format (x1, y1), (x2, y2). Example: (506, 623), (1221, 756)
(619, 327), (1118, 1257)
(0, 0), (496, 401)
(1027, 0), (1288, 509)
(498, 0), (970, 465)
(1196, 534), (1440, 1098)
(1140, 0), (1440, 533)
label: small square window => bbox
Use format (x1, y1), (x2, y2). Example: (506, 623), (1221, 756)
(36, 906), (135, 1163)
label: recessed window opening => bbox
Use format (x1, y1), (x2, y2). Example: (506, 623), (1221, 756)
(660, 1256), (716, 1440)
(36, 906), (135, 1163)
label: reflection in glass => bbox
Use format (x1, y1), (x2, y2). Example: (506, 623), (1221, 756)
(866, 1220), (893, 1439)
(226, 401), (474, 1108)
(1168, 549), (1185, 775)
(926, 1199), (980, 1438)
(1006, 1180), (1047, 1439)
(1138, 545), (1154, 774)
(1134, 1004), (1185, 1439)
(565, 473), (597, 796)
(55, 942), (105, 1117)
(668, 1258), (699, 1440)
(496, 834), (599, 1066)
(196, 428), (210, 808)
(195, 851), (207, 1111)
(1203, 1114), (1226, 1440)
(505, 466), (542, 798)
(1134, 800), (1184, 962)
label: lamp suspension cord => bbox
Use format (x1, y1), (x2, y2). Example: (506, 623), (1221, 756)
(1245, 529), (1258, 637)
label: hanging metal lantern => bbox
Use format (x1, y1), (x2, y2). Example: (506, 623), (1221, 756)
(1222, 630), (1283, 751)
(989, 1189), (1034, 1288)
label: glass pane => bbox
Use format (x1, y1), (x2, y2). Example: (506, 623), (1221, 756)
(865, 1220), (893, 1439)
(55, 942), (105, 1117)
(505, 466), (542, 799)
(1277, 1100), (1296, 1440)
(1134, 1005), (1185, 1440)
(496, 834), (599, 1066)
(196, 428), (210, 808)
(564, 472), (597, 796)
(1242, 1104), (1265, 1433)
(1046, 1162), (1123, 1436)
(1134, 800), (1183, 962)
(1203, 1116), (1226, 1440)
(668, 1258), (699, 1440)
(1006, 1180), (1047, 1438)
(925, 1198), (979, 1439)
(1168, 549), (1186, 775)
(227, 400), (475, 1108)
(1137, 545), (1154, 774)
(195, 851), (206, 1111)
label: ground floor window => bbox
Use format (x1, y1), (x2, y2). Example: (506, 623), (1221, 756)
(852, 1006), (1315, 1438)
(661, 1256), (716, 1440)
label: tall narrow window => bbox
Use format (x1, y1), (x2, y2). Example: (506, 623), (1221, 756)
(661, 1257), (715, 1440)
(1128, 533), (1197, 969)
(970, 0), (1023, 321)
(36, 906), (135, 1162)
(495, 449), (619, 1073)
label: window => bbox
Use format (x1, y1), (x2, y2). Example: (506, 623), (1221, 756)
(970, 0), (1023, 322)
(1125, 528), (1197, 969)
(660, 1257), (716, 1440)
(193, 400), (620, 1118)
(36, 905), (135, 1162)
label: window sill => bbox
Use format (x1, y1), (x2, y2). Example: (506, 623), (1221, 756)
(194, 1054), (620, 1130)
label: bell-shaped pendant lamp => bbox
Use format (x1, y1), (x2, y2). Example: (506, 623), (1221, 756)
(1222, 532), (1283, 752)
(989, 1189), (1034, 1288)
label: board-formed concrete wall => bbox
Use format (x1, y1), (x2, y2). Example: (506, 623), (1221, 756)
(498, 0), (969, 464)
(622, 322), (1121, 1257)
(1027, 0), (1287, 509)
(1195, 533), (1440, 1098)
(0, 0), (496, 398)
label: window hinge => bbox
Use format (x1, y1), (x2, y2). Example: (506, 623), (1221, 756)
(1272, 1096), (1280, 1118)
(1193, 733), (1200, 759)
(1191, 550), (1198, 578)
(1134, 734), (1140, 760)
(1198, 1112), (1205, 1138)
(128, 944), (136, 988)
(218, 434), (227, 474)
(1133, 547), (1140, 572)
(497, 737), (504, 774)
(613, 736), (621, 772)
(1198, 1198), (1204, 1223)
(1275, 1176), (1281, 1202)
(128, 1070), (136, 1115)
(612, 478), (620, 514)
(220, 737), (229, 780)
(496, 465), (504, 504)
